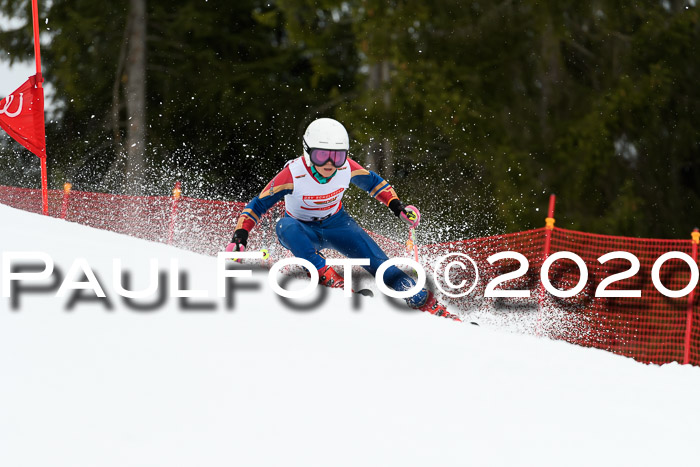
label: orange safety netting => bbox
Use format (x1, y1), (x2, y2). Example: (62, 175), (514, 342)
(1, 185), (697, 366)
(418, 227), (698, 366)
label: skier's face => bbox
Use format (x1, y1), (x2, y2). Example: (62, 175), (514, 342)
(315, 160), (338, 178)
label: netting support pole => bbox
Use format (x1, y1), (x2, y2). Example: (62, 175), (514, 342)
(271, 201), (281, 251)
(537, 194), (557, 336)
(168, 181), (182, 245)
(60, 182), (72, 219)
(684, 228), (699, 364)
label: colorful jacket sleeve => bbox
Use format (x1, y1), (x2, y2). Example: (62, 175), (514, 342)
(348, 158), (399, 206)
(234, 166), (294, 233)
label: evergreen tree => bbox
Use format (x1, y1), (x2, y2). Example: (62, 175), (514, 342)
(0, 0), (325, 200)
(1, 0), (697, 238)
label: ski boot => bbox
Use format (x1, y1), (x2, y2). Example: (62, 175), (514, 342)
(318, 265), (345, 289)
(418, 291), (462, 322)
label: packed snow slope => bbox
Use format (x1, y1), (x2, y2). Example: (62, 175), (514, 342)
(1, 203), (699, 467)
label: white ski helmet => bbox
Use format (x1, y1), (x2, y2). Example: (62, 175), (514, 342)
(302, 118), (349, 166)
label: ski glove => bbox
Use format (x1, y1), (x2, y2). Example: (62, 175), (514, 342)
(388, 199), (421, 228)
(226, 229), (249, 253)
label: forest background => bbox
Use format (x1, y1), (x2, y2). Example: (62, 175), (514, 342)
(0, 0), (698, 240)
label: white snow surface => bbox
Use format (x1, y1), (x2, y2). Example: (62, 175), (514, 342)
(1, 203), (699, 467)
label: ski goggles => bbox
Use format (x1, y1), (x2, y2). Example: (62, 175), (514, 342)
(308, 148), (348, 168)
(304, 140), (348, 167)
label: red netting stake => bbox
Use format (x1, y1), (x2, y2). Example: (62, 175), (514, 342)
(684, 228), (699, 364)
(543, 194), (556, 256)
(168, 181), (182, 245)
(60, 182), (72, 219)
(271, 201), (281, 253)
(537, 194), (557, 336)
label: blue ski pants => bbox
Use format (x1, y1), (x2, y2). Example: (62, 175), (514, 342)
(275, 209), (427, 307)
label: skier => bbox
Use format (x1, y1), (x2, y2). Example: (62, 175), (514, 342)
(227, 118), (459, 321)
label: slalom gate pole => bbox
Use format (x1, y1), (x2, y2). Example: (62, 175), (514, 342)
(683, 228), (699, 364)
(60, 182), (72, 219)
(39, 157), (48, 215)
(31, 0), (42, 76)
(31, 0), (48, 215)
(168, 181), (182, 245)
(536, 194), (557, 336)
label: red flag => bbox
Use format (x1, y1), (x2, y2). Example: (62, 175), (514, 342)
(0, 74), (46, 159)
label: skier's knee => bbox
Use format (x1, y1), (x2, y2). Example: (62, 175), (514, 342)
(276, 217), (302, 247)
(275, 217), (296, 236)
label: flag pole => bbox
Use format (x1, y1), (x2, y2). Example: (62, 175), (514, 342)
(32, 0), (42, 78)
(31, 0), (48, 216)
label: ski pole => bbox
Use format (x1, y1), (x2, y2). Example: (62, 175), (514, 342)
(408, 224), (419, 262)
(402, 206), (421, 262)
(225, 246), (269, 263)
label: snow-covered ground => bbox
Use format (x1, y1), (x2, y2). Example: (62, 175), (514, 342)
(1, 203), (699, 467)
